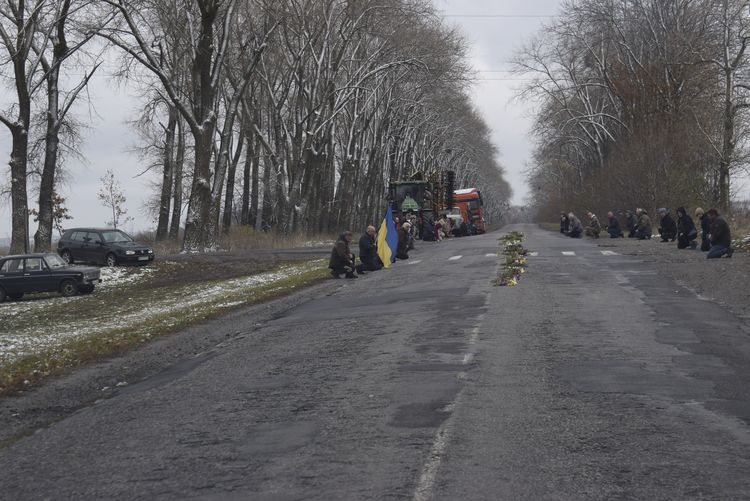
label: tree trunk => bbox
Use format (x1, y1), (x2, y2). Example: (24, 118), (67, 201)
(261, 153), (273, 229)
(35, 0), (79, 252)
(34, 71), (61, 252)
(241, 136), (252, 226)
(169, 119), (185, 241)
(720, 67), (734, 214)
(222, 128), (245, 233)
(180, 3), (222, 251)
(9, 127), (30, 254)
(156, 106), (178, 241)
(251, 135), (261, 228)
(183, 130), (214, 251)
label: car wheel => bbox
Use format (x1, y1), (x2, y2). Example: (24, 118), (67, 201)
(8, 293), (23, 301)
(105, 253), (118, 267)
(0, 287), (5, 303)
(61, 250), (74, 264)
(60, 280), (79, 297)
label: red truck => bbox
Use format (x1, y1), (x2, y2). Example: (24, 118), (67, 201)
(453, 188), (485, 234)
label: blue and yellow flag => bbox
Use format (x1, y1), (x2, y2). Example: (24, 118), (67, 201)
(377, 204), (399, 267)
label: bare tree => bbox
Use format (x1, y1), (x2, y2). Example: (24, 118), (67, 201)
(33, 0), (102, 251)
(97, 169), (131, 229)
(0, 0), (45, 253)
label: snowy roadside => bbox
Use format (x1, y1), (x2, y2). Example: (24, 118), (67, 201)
(0, 260), (328, 391)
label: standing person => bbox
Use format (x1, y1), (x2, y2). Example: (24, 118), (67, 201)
(567, 212), (583, 238)
(329, 231), (357, 278)
(396, 222), (411, 260)
(404, 215), (417, 250)
(585, 212), (601, 238)
(442, 215), (452, 238)
(606, 211), (623, 238)
(560, 212), (569, 234)
(657, 208), (677, 242)
(695, 207), (711, 251)
(706, 209), (733, 259)
(635, 208), (652, 240)
(625, 210), (638, 238)
(435, 216), (446, 241)
(358, 225), (383, 272)
(676, 207), (698, 250)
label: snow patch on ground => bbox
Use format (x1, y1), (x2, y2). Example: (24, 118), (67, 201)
(98, 266), (156, 289)
(303, 240), (334, 248)
(0, 262), (322, 367)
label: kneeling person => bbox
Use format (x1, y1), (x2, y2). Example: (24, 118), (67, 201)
(359, 225), (383, 272)
(706, 209), (733, 259)
(330, 231), (358, 278)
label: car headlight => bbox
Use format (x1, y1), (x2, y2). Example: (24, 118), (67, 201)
(126, 250), (135, 255)
(148, 249), (153, 254)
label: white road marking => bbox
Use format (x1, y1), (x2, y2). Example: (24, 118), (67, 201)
(408, 260), (423, 265)
(414, 425), (452, 501)
(601, 250), (619, 256)
(562, 251), (576, 256)
(448, 255), (463, 261)
(413, 306), (488, 501)
(485, 253), (497, 258)
(528, 252), (539, 257)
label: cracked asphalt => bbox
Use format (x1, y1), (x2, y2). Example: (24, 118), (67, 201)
(1, 224), (750, 500)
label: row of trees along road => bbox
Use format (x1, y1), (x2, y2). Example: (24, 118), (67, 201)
(0, 0), (511, 253)
(516, 0), (750, 221)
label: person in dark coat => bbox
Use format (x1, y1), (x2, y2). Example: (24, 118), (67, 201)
(396, 222), (411, 260)
(695, 207), (711, 251)
(560, 212), (569, 234)
(358, 225), (383, 272)
(567, 212), (583, 238)
(606, 211), (623, 238)
(706, 209), (733, 259)
(676, 207), (697, 250)
(657, 208), (677, 242)
(625, 210), (638, 238)
(329, 231), (357, 278)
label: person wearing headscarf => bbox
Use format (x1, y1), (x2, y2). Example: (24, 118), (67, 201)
(567, 212), (583, 238)
(396, 222), (411, 260)
(657, 208), (677, 242)
(695, 207), (711, 251)
(676, 207), (698, 250)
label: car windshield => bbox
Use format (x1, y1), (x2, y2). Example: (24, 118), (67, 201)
(101, 230), (133, 243)
(45, 254), (67, 268)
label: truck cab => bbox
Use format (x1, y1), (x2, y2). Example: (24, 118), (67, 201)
(453, 188), (486, 234)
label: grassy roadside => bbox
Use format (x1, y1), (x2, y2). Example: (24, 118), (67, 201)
(0, 260), (329, 395)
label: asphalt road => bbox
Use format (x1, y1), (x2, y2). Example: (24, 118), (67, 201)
(1, 224), (750, 500)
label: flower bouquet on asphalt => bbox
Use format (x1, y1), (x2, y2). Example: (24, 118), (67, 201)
(495, 232), (530, 287)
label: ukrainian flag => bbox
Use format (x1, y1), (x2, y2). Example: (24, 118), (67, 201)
(377, 204), (399, 268)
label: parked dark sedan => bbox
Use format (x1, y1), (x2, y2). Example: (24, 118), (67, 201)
(0, 253), (101, 302)
(57, 228), (155, 267)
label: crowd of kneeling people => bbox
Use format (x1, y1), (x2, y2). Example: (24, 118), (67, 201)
(328, 212), (463, 278)
(560, 207), (734, 259)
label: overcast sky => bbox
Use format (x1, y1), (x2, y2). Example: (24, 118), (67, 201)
(0, 0), (562, 240)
